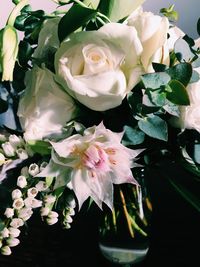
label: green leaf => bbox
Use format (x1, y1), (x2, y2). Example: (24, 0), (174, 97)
(160, 4), (178, 21)
(166, 63), (192, 86)
(169, 178), (200, 212)
(98, 0), (145, 22)
(0, 219), (5, 232)
(14, 14), (27, 31)
(174, 38), (195, 62)
(18, 40), (33, 67)
(163, 100), (180, 117)
(141, 72), (171, 90)
(123, 125), (145, 145)
(53, 186), (66, 198)
(166, 80), (190, 105)
(46, 176), (55, 187)
(58, 4), (97, 42)
(147, 90), (166, 107)
(138, 115), (168, 141)
(152, 63), (167, 72)
(192, 56), (200, 68)
(27, 140), (51, 155)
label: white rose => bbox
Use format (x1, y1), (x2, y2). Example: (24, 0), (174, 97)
(55, 23), (143, 111)
(127, 7), (170, 72)
(17, 66), (76, 141)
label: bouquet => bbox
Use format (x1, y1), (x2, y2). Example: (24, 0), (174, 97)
(0, 0), (199, 257)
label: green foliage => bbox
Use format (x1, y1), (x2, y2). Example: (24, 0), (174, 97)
(166, 80), (190, 105)
(58, 4), (97, 42)
(27, 140), (51, 156)
(98, 0), (145, 22)
(160, 4), (179, 21)
(123, 125), (145, 146)
(141, 72), (170, 90)
(138, 115), (168, 141)
(166, 63), (193, 86)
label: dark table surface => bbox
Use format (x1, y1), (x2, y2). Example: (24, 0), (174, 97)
(0, 167), (199, 267)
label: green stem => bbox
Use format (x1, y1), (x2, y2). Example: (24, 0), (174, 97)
(129, 215), (147, 237)
(7, 0), (29, 27)
(119, 189), (135, 238)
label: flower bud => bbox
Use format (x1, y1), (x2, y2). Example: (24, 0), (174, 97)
(6, 237), (20, 247)
(63, 222), (71, 229)
(1, 25), (18, 82)
(10, 218), (24, 228)
(48, 211), (58, 219)
(28, 163), (40, 176)
(4, 208), (14, 218)
(0, 240), (2, 249)
(0, 134), (6, 142)
(18, 207), (33, 221)
(16, 148), (28, 160)
(17, 175), (27, 188)
(20, 166), (29, 177)
(8, 227), (20, 238)
(1, 228), (9, 238)
(8, 135), (23, 149)
(24, 197), (42, 208)
(46, 217), (58, 225)
(11, 189), (22, 200)
(40, 161), (48, 171)
(65, 215), (73, 223)
(40, 207), (50, 217)
(44, 195), (56, 204)
(66, 195), (76, 209)
(2, 142), (15, 157)
(35, 181), (48, 192)
(1, 245), (12, 255)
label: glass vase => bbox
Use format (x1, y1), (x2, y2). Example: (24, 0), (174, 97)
(98, 168), (152, 266)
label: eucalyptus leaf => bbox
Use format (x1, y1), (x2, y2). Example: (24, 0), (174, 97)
(147, 90), (166, 107)
(192, 56), (200, 68)
(98, 0), (145, 22)
(190, 70), (200, 84)
(163, 100), (180, 117)
(123, 125), (145, 145)
(138, 115), (168, 141)
(141, 72), (171, 90)
(166, 80), (190, 105)
(174, 38), (195, 62)
(58, 4), (97, 42)
(166, 63), (192, 86)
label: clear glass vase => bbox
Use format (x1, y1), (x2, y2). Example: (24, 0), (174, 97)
(98, 168), (152, 266)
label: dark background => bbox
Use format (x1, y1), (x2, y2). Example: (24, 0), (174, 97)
(0, 167), (199, 267)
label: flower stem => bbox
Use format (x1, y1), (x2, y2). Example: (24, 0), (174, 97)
(7, 0), (29, 27)
(119, 188), (134, 238)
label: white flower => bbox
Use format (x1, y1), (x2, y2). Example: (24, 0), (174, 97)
(8, 227), (20, 238)
(16, 148), (28, 160)
(48, 211), (59, 218)
(40, 207), (50, 216)
(8, 135), (23, 149)
(0, 153), (5, 166)
(44, 195), (56, 204)
(2, 142), (15, 157)
(46, 217), (58, 225)
(17, 175), (27, 188)
(35, 181), (48, 192)
(127, 7), (170, 72)
(18, 207), (33, 221)
(40, 123), (143, 210)
(55, 23), (143, 111)
(10, 218), (24, 228)
(28, 163), (40, 176)
(1, 245), (12, 255)
(6, 237), (20, 247)
(27, 187), (38, 198)
(24, 197), (42, 209)
(1, 228), (9, 238)
(12, 198), (24, 210)
(4, 208), (14, 218)
(17, 66), (77, 141)
(11, 189), (22, 200)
